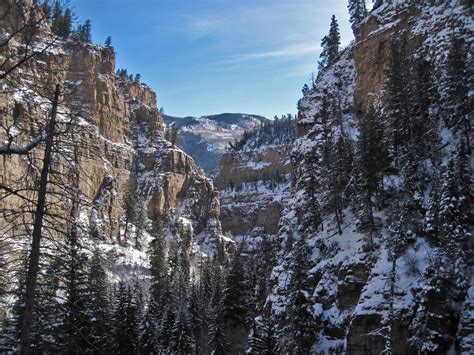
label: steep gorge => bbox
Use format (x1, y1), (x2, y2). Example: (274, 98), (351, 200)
(0, 0), (472, 354)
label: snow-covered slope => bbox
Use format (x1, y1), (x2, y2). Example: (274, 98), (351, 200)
(164, 113), (267, 172)
(269, 1), (473, 353)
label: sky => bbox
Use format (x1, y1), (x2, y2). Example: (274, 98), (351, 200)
(72, 0), (354, 119)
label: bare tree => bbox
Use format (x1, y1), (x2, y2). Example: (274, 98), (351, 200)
(0, 0), (60, 155)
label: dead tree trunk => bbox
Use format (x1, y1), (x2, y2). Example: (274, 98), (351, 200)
(19, 84), (60, 354)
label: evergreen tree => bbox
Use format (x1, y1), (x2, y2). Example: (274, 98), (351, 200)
(76, 19), (92, 43)
(159, 305), (175, 351)
(41, 0), (52, 18)
(29, 263), (62, 353)
(456, 139), (471, 228)
(139, 309), (157, 354)
(58, 223), (92, 353)
(438, 157), (469, 257)
(112, 282), (139, 355)
(357, 106), (389, 198)
(206, 258), (228, 354)
(283, 237), (315, 353)
(254, 237), (277, 310)
(247, 305), (279, 355)
(0, 241), (6, 306)
(51, 2), (72, 38)
(148, 218), (167, 315)
(87, 249), (112, 352)
(222, 249), (247, 327)
(51, 0), (62, 34)
(409, 56), (440, 165)
(104, 36), (112, 48)
(169, 309), (195, 354)
(348, 0), (367, 25)
(444, 37), (470, 146)
(123, 175), (138, 241)
(188, 274), (204, 354)
(0, 256), (28, 352)
(384, 38), (411, 168)
(319, 15), (340, 68)
(302, 83), (309, 95)
(208, 305), (229, 355)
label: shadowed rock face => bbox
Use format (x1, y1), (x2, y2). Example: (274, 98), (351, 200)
(215, 144), (292, 238)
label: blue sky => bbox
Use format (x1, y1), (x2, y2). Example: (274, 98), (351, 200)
(72, 0), (353, 119)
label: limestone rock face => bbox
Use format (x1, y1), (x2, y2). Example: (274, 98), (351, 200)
(215, 143), (292, 239)
(0, 2), (225, 258)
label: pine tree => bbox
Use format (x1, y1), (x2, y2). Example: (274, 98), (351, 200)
(409, 56), (440, 165)
(302, 83), (309, 95)
(354, 106), (389, 247)
(358, 106), (389, 198)
(384, 38), (410, 167)
(148, 218), (167, 313)
(139, 309), (157, 354)
(208, 305), (229, 355)
(76, 19), (92, 43)
(206, 258), (228, 354)
(87, 249), (112, 352)
(438, 157), (469, 257)
(159, 305), (175, 351)
(222, 250), (248, 327)
(247, 304), (279, 355)
(254, 236), (277, 310)
(112, 282), (139, 354)
(283, 237), (315, 353)
(444, 37), (471, 152)
(0, 256), (28, 352)
(348, 0), (367, 25)
(0, 240), (6, 306)
(456, 139), (471, 228)
(104, 36), (112, 48)
(188, 274), (204, 353)
(58, 225), (92, 353)
(319, 15), (340, 68)
(123, 175), (138, 241)
(51, 0), (62, 34)
(61, 9), (72, 38)
(51, 2), (72, 39)
(41, 0), (52, 18)
(29, 263), (62, 353)
(169, 309), (195, 354)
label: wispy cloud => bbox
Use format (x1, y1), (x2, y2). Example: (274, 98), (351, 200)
(227, 42), (321, 62)
(187, 17), (226, 38)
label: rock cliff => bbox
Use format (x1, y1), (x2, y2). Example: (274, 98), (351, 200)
(214, 118), (295, 242)
(0, 0), (228, 282)
(270, 1), (473, 353)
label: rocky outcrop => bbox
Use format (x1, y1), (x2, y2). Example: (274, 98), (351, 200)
(215, 147), (291, 237)
(0, 0), (227, 261)
(270, 1), (473, 353)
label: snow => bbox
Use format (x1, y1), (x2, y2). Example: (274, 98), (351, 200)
(298, 47), (356, 126)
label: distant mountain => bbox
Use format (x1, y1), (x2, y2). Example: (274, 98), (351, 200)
(163, 113), (268, 172)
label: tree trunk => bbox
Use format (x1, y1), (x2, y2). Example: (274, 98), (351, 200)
(19, 84), (60, 354)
